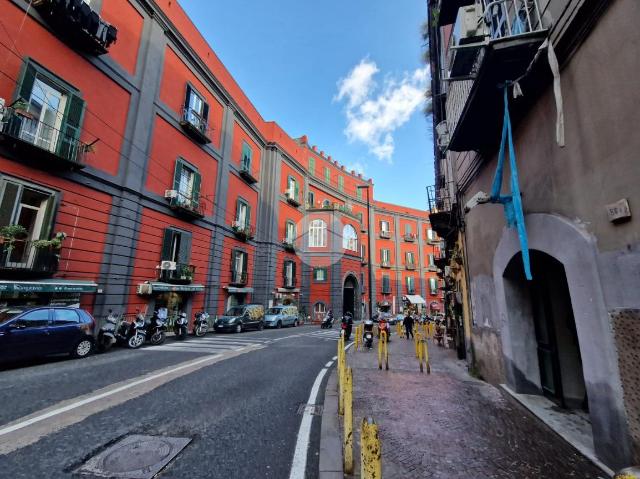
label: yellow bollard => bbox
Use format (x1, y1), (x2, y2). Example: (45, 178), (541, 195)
(338, 337), (345, 415)
(423, 339), (431, 374)
(361, 417), (382, 479)
(378, 332), (383, 370)
(418, 338), (423, 373)
(344, 367), (353, 474)
(414, 331), (422, 358)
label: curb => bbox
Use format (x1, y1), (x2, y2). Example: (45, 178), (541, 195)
(319, 369), (343, 479)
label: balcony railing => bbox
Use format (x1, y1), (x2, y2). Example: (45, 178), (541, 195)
(168, 191), (204, 218)
(0, 239), (60, 278)
(404, 233), (417, 242)
(427, 264), (439, 272)
(405, 262), (416, 271)
(239, 161), (258, 184)
(158, 263), (195, 285)
(380, 261), (391, 269)
(33, 0), (117, 55)
(180, 107), (211, 144)
(232, 221), (254, 241)
(283, 276), (297, 289)
(282, 238), (296, 252)
(427, 183), (459, 238)
(230, 271), (248, 286)
(379, 230), (391, 239)
(285, 190), (301, 207)
(483, 0), (544, 40)
(0, 107), (89, 169)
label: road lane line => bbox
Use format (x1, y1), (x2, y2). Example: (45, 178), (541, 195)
(289, 363), (330, 479)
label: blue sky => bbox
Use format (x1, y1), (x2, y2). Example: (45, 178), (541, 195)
(179, 0), (434, 209)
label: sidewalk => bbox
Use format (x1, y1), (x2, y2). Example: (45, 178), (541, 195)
(345, 331), (608, 479)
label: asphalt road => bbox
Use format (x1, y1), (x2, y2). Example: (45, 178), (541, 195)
(0, 325), (341, 479)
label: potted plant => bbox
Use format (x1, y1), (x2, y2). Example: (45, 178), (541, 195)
(11, 99), (33, 119)
(32, 232), (67, 250)
(0, 224), (28, 253)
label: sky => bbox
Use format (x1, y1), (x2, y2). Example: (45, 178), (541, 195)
(179, 0), (434, 210)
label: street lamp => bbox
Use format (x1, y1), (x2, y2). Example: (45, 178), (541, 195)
(357, 185), (374, 319)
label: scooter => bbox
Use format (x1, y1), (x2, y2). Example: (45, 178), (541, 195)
(116, 311), (146, 349)
(378, 319), (391, 342)
(193, 311), (209, 337)
(97, 310), (119, 353)
(145, 310), (167, 345)
(173, 312), (188, 340)
(363, 320), (374, 349)
(341, 313), (353, 341)
(321, 313), (334, 329)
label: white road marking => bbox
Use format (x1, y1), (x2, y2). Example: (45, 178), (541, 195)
(289, 363), (330, 479)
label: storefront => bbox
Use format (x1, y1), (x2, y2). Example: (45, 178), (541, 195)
(223, 286), (253, 312)
(0, 279), (98, 308)
(137, 281), (205, 324)
(273, 288), (300, 307)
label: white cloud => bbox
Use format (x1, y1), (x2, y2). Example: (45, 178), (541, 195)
(335, 59), (429, 162)
(346, 162), (366, 176)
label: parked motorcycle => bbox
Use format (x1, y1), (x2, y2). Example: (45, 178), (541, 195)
(321, 312), (334, 329)
(363, 320), (374, 349)
(341, 312), (353, 341)
(193, 311), (209, 337)
(172, 312), (188, 340)
(97, 310), (119, 353)
(145, 310), (167, 345)
(115, 311), (146, 349)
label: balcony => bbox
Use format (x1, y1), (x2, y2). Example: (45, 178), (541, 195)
(446, 0), (548, 152)
(405, 262), (416, 271)
(382, 288), (392, 295)
(180, 108), (211, 144)
(379, 230), (391, 239)
(283, 276), (297, 289)
(166, 190), (204, 219)
(158, 263), (195, 285)
(230, 271), (248, 286)
(404, 233), (417, 243)
(231, 221), (254, 241)
(0, 107), (89, 169)
(33, 0), (117, 55)
(427, 184), (458, 239)
(0, 239), (60, 279)
(282, 238), (296, 252)
(380, 261), (391, 269)
(434, 254), (448, 271)
(285, 190), (301, 207)
(239, 162), (258, 184)
(427, 264), (439, 272)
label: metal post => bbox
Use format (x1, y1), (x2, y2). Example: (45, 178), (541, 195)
(358, 185), (375, 320)
(361, 417), (382, 479)
(344, 367), (353, 474)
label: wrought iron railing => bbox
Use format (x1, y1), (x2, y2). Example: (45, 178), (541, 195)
(231, 221), (255, 240)
(0, 239), (60, 277)
(158, 263), (195, 284)
(230, 271), (248, 285)
(169, 191), (204, 217)
(482, 0), (544, 40)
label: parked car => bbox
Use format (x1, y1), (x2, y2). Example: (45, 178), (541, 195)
(264, 305), (298, 328)
(0, 306), (96, 363)
(389, 314), (404, 325)
(214, 304), (264, 333)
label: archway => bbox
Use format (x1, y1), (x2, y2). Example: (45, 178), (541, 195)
(343, 274), (358, 320)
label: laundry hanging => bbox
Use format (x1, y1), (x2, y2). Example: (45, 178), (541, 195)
(489, 85), (532, 280)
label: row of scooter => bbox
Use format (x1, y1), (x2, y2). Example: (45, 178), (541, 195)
(324, 311), (391, 350)
(96, 310), (211, 352)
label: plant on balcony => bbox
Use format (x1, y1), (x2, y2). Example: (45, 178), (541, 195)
(178, 264), (194, 281)
(32, 232), (67, 250)
(11, 99), (32, 119)
(0, 224), (28, 253)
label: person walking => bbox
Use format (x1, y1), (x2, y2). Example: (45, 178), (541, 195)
(403, 311), (414, 340)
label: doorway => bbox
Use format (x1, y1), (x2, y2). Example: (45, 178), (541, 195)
(504, 250), (587, 410)
(342, 275), (358, 319)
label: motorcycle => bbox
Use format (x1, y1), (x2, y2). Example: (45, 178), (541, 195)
(193, 311), (210, 337)
(145, 310), (167, 345)
(321, 313), (334, 329)
(363, 320), (374, 349)
(97, 310), (119, 353)
(115, 311), (146, 349)
(173, 312), (188, 340)
(341, 313), (353, 341)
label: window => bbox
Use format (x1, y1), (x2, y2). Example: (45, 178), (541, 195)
(427, 229), (435, 241)
(428, 254), (435, 266)
(283, 260), (296, 287)
(16, 309), (50, 328)
(382, 275), (391, 294)
(235, 199), (251, 228)
(313, 267), (328, 282)
(285, 221), (296, 242)
(241, 142), (252, 171)
(406, 251), (415, 265)
(357, 212), (363, 224)
(356, 187), (362, 200)
(405, 223), (412, 235)
(232, 249), (248, 283)
(429, 277), (438, 295)
(361, 244), (366, 261)
(287, 176), (299, 202)
(406, 276), (415, 294)
(380, 249), (390, 263)
(172, 158), (201, 208)
(183, 84), (209, 133)
(342, 224), (358, 251)
(16, 61), (86, 160)
(324, 167), (330, 183)
(307, 191), (315, 207)
(308, 157), (315, 176)
(161, 228), (192, 264)
(314, 302), (326, 321)
(380, 221), (390, 232)
(53, 309), (79, 325)
(309, 219), (327, 247)
(338, 176), (344, 192)
(322, 199), (331, 208)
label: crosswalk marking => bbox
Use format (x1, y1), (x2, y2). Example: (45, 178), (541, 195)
(143, 335), (265, 354)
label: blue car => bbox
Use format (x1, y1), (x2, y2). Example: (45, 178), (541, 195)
(264, 305), (299, 328)
(0, 306), (96, 363)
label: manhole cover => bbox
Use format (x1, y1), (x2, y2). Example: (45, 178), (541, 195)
(76, 435), (191, 479)
(297, 403), (323, 416)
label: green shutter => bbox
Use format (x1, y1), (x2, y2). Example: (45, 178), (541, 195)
(192, 170), (201, 205)
(57, 92), (86, 161)
(242, 252), (248, 274)
(338, 176), (344, 191)
(309, 157), (315, 175)
(161, 228), (175, 261)
(178, 231), (192, 264)
(39, 195), (57, 239)
(357, 188), (362, 200)
(184, 84), (193, 110)
(17, 62), (37, 102)
(246, 204), (251, 228)
(294, 181), (299, 201)
(324, 167), (330, 183)
(173, 159), (184, 191)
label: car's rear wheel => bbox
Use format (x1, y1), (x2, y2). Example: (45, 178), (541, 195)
(72, 339), (93, 358)
(258, 322), (264, 331)
(235, 324), (242, 334)
(277, 321), (282, 329)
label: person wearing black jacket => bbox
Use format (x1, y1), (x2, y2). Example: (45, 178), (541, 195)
(403, 311), (414, 339)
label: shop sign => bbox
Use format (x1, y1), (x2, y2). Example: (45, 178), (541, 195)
(0, 281), (98, 293)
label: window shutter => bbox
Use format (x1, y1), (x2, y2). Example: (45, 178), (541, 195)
(17, 62), (37, 102)
(246, 204), (251, 228)
(161, 228), (174, 261)
(184, 84), (192, 110)
(173, 158), (183, 191)
(202, 101), (209, 124)
(294, 181), (299, 200)
(192, 170), (201, 206)
(292, 261), (296, 279)
(242, 252), (248, 274)
(57, 92), (86, 161)
(178, 231), (191, 265)
(39, 196), (57, 239)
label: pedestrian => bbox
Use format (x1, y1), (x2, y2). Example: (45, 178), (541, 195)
(403, 311), (414, 339)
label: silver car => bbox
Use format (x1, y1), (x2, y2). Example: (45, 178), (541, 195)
(264, 305), (298, 328)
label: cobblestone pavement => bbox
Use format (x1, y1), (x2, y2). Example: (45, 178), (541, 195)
(346, 331), (607, 479)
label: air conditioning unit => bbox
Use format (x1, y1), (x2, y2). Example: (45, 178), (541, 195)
(449, 5), (487, 77)
(137, 283), (153, 295)
(160, 260), (177, 271)
(164, 189), (178, 199)
(435, 121), (450, 151)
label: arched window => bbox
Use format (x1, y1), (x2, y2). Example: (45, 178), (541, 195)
(322, 199), (331, 208)
(342, 224), (358, 251)
(309, 219), (327, 247)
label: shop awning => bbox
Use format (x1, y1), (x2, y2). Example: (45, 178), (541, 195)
(0, 279), (98, 293)
(403, 295), (426, 305)
(147, 282), (205, 293)
(225, 287), (253, 293)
